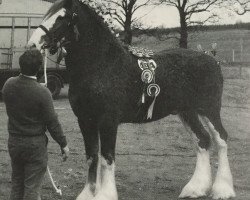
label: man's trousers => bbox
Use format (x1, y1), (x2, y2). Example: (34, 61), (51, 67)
(8, 134), (48, 200)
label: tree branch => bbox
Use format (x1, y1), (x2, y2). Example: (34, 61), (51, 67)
(132, 0), (151, 14)
(186, 0), (220, 15)
(235, 0), (250, 15)
(160, 0), (178, 7)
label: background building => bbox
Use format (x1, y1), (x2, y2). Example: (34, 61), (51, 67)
(0, 0), (52, 68)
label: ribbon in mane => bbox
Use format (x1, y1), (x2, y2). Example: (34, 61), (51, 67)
(79, 0), (118, 35)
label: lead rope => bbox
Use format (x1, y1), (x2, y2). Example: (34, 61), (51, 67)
(42, 50), (62, 196)
(47, 166), (62, 196)
(43, 49), (48, 86)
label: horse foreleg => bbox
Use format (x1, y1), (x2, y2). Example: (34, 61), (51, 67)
(93, 114), (118, 200)
(76, 118), (100, 200)
(202, 114), (235, 199)
(178, 112), (212, 199)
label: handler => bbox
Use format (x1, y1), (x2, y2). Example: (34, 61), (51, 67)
(2, 49), (69, 200)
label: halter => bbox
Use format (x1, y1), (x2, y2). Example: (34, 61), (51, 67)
(38, 24), (56, 51)
(39, 11), (78, 50)
(38, 25), (51, 38)
(39, 11), (78, 86)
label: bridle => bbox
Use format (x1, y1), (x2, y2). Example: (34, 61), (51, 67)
(38, 10), (79, 52)
(38, 25), (52, 39)
(37, 11), (78, 86)
(37, 10), (79, 68)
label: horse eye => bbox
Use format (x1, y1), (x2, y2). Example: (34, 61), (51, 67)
(57, 16), (64, 20)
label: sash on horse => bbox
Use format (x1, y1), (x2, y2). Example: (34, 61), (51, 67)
(128, 46), (160, 120)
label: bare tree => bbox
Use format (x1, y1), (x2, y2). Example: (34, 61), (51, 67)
(228, 0), (250, 15)
(160, 0), (222, 48)
(43, 0), (153, 44)
(105, 0), (155, 44)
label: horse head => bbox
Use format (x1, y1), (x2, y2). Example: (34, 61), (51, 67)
(28, 0), (79, 55)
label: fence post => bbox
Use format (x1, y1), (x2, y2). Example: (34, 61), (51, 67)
(232, 49), (235, 62)
(27, 17), (31, 43)
(240, 38), (243, 62)
(10, 17), (15, 69)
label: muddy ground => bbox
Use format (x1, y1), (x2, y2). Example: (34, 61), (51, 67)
(0, 79), (249, 200)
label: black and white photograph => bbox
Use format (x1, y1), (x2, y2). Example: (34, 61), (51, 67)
(0, 0), (249, 199)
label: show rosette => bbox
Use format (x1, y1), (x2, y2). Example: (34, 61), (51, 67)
(128, 45), (160, 119)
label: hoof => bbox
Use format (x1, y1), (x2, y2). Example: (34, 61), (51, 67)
(76, 192), (94, 200)
(179, 180), (211, 199)
(211, 182), (235, 199)
(92, 190), (118, 200)
(76, 184), (95, 200)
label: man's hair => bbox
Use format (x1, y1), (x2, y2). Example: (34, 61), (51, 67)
(19, 49), (43, 76)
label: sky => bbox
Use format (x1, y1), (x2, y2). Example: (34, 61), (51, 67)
(1, 0), (250, 28)
(0, 0), (51, 15)
(134, 4), (250, 28)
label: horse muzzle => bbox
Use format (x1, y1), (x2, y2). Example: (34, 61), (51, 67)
(49, 44), (59, 55)
(40, 41), (58, 55)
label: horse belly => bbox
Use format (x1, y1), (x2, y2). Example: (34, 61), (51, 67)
(120, 91), (179, 124)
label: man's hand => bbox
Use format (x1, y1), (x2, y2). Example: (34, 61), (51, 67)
(61, 145), (69, 161)
(40, 82), (47, 87)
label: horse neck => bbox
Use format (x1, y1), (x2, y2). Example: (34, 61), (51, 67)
(68, 12), (132, 74)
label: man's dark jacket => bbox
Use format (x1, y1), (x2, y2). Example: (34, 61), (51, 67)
(2, 74), (67, 148)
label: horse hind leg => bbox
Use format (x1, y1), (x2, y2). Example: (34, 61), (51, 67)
(76, 118), (101, 200)
(200, 113), (235, 199)
(92, 114), (118, 200)
(178, 111), (212, 199)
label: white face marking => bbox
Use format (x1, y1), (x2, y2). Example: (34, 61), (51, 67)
(27, 8), (66, 50)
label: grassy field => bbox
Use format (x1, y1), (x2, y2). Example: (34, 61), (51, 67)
(133, 29), (250, 63)
(0, 78), (250, 200)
